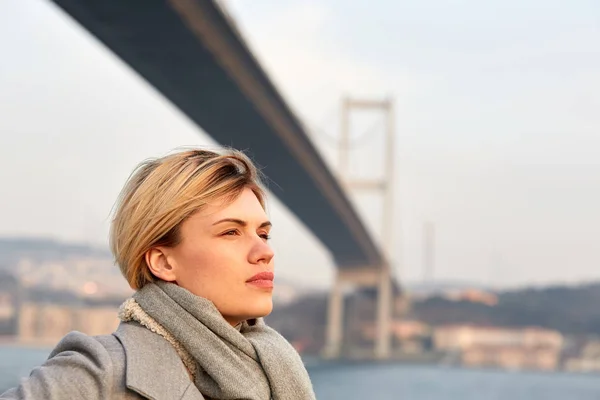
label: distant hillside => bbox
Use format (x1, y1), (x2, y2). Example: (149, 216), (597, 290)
(411, 283), (600, 335)
(265, 281), (600, 352)
(0, 237), (110, 269)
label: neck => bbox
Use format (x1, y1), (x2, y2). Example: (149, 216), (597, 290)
(223, 315), (243, 328)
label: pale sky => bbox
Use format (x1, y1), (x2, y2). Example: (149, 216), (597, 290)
(1, 0), (599, 289)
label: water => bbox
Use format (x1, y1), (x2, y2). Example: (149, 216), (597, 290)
(307, 363), (600, 400)
(2, 346), (600, 399)
(0, 346), (51, 394)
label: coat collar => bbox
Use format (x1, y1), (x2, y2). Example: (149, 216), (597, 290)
(114, 322), (205, 400)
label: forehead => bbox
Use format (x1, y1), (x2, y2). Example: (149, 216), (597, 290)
(201, 187), (267, 221)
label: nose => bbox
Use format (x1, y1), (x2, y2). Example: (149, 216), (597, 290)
(249, 237), (274, 265)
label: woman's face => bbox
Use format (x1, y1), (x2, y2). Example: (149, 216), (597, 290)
(150, 187), (274, 326)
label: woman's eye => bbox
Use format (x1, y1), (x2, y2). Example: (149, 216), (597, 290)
(260, 233), (271, 240)
(223, 230), (238, 236)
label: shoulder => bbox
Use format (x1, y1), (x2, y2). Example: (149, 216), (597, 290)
(46, 330), (128, 379)
(50, 330), (120, 361)
(1, 324), (198, 400)
(0, 331), (131, 400)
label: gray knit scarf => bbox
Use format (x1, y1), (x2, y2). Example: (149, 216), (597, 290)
(118, 280), (316, 400)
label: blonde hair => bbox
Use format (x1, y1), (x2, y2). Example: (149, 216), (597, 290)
(109, 148), (266, 290)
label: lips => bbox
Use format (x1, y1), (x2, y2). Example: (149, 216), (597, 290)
(246, 271), (274, 288)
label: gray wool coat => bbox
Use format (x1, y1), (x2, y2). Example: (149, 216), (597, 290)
(0, 322), (205, 400)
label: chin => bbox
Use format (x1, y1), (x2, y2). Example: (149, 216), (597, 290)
(246, 297), (273, 319)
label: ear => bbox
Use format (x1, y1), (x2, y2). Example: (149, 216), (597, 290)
(145, 247), (177, 282)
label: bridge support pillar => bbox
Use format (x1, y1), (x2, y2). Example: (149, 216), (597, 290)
(375, 267), (392, 359)
(323, 273), (344, 359)
(324, 266), (395, 360)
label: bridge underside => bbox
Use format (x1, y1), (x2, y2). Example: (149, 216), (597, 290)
(50, 0), (383, 269)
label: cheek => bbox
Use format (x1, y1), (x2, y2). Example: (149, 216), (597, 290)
(177, 246), (218, 278)
(175, 241), (240, 285)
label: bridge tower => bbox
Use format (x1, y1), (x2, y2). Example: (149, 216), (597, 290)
(324, 97), (397, 360)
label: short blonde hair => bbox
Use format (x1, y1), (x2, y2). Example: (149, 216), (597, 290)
(109, 148), (266, 290)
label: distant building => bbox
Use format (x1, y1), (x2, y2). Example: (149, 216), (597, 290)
(360, 320), (434, 353)
(434, 325), (563, 371)
(0, 293), (14, 319)
(442, 289), (498, 306)
(563, 339), (600, 373)
(0, 271), (21, 335)
(272, 282), (302, 306)
(16, 256), (131, 299)
(18, 302), (120, 345)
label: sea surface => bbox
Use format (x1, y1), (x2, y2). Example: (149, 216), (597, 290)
(2, 345), (600, 399)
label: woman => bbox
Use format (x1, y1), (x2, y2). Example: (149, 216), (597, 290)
(1, 148), (316, 400)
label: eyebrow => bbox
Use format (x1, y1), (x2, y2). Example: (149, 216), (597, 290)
(212, 218), (272, 229)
